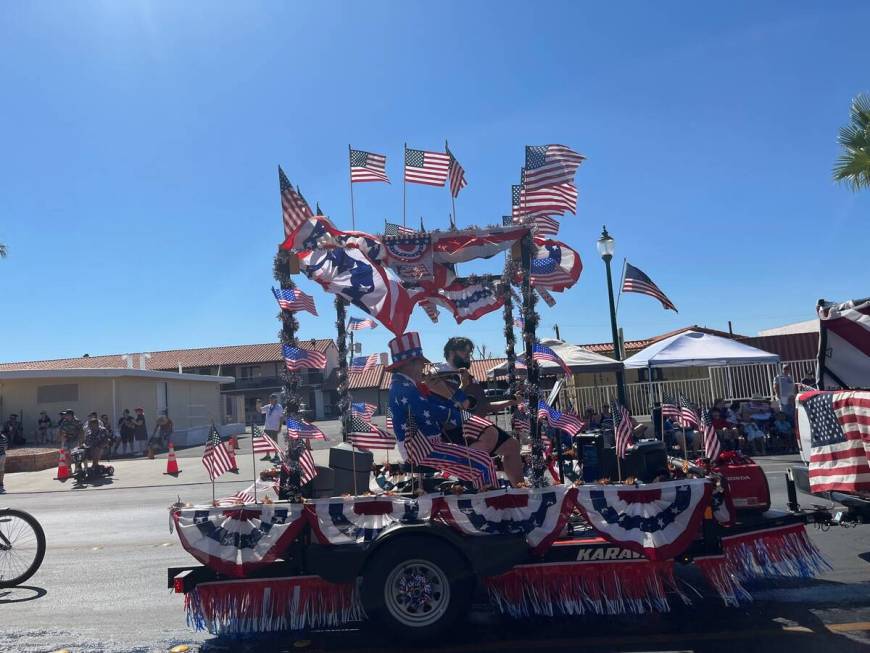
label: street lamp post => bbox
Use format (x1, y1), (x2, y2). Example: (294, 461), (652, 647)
(597, 225), (627, 407)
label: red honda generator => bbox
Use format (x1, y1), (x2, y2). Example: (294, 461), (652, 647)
(714, 452), (771, 512)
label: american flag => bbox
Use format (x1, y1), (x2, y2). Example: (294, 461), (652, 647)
(278, 166), (313, 238)
(622, 262), (678, 312)
(507, 212), (560, 237)
(202, 424), (235, 481)
(523, 144), (585, 190)
(800, 390), (870, 493)
(512, 408), (530, 438)
(677, 395), (700, 429)
(384, 221), (416, 236)
(350, 148), (390, 183)
(518, 343), (572, 376)
(352, 402), (377, 421)
(350, 354), (379, 373)
(519, 174), (578, 216)
(282, 344), (327, 371)
(460, 410), (492, 441)
(535, 287), (557, 307)
(537, 401), (584, 435)
(513, 313), (525, 330)
(286, 417), (327, 440)
(529, 241), (578, 290)
(661, 396), (680, 419)
(611, 401), (633, 459)
(349, 414), (396, 451)
(404, 148), (450, 186)
(348, 317), (378, 331)
(420, 299), (440, 323)
(700, 408), (721, 462)
(272, 287), (318, 316)
(385, 407), (394, 432)
(252, 424), (283, 458)
(402, 411), (434, 464)
(446, 144), (467, 197)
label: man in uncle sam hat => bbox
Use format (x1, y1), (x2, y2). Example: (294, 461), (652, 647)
(386, 332), (523, 485)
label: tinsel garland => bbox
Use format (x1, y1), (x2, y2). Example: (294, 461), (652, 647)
(519, 232), (545, 486)
(273, 248), (305, 501)
(334, 297), (350, 441)
(501, 256), (517, 395)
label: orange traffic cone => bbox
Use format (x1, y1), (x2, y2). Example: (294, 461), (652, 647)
(164, 442), (181, 476)
(229, 435), (239, 450)
(65, 447), (72, 468)
(55, 448), (70, 481)
(225, 441), (239, 473)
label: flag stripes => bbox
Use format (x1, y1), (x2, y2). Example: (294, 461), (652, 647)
(350, 149), (390, 183)
(202, 425), (235, 480)
(272, 287), (318, 316)
(405, 148), (450, 186)
(622, 262), (678, 312)
(278, 166), (313, 238)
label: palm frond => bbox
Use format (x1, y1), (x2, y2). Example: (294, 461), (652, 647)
(833, 93), (870, 190)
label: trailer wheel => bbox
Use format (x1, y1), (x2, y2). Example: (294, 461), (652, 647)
(361, 539), (472, 641)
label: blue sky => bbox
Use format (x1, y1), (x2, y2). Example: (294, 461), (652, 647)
(1, 2), (868, 363)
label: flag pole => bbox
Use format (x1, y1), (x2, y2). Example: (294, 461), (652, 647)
(402, 142), (407, 227)
(348, 145), (356, 230)
(210, 421), (217, 505)
(615, 257), (627, 314)
(250, 417), (259, 503)
(446, 139), (457, 228)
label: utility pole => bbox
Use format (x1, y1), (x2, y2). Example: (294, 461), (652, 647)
(553, 324), (561, 340)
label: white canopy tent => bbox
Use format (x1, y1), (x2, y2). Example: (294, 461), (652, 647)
(487, 338), (623, 378)
(622, 330), (780, 369)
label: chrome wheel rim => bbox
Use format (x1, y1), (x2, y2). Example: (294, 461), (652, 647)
(384, 558), (450, 628)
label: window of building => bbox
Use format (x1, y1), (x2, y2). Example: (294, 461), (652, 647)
(239, 365), (262, 379)
(37, 383), (79, 403)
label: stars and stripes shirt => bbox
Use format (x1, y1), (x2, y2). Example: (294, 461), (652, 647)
(460, 410), (492, 441)
(622, 262), (677, 312)
(278, 166), (313, 237)
(446, 145), (467, 197)
(700, 409), (721, 462)
(349, 148), (390, 183)
(523, 144), (585, 190)
(285, 417), (327, 440)
(282, 344), (327, 371)
(388, 372), (464, 454)
(801, 390), (870, 493)
(202, 425), (235, 481)
(348, 317), (378, 331)
(272, 287), (318, 316)
(404, 148), (450, 186)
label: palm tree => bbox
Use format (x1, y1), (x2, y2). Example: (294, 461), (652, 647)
(833, 93), (870, 191)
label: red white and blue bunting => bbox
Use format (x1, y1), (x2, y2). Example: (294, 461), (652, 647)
(308, 495), (434, 545)
(435, 485), (576, 555)
(574, 479), (712, 560)
(173, 503), (308, 578)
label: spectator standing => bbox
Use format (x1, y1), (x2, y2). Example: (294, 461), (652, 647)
(256, 395), (284, 461)
(0, 429), (6, 493)
(37, 411), (52, 445)
(2, 414), (24, 447)
(152, 411), (174, 450)
(133, 408), (148, 455)
(58, 410), (84, 450)
(772, 364), (796, 416)
(101, 414), (116, 459)
(118, 411), (135, 456)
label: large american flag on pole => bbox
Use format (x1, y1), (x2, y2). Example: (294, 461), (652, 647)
(405, 148), (450, 186)
(523, 144), (585, 190)
(350, 354), (379, 373)
(384, 221), (416, 236)
(348, 317), (378, 331)
(612, 401), (633, 459)
(278, 166), (313, 238)
(798, 390), (870, 493)
(282, 344), (327, 371)
(817, 299), (870, 390)
(272, 287), (318, 316)
(622, 262), (678, 312)
(350, 148), (390, 183)
(446, 143), (467, 197)
(700, 408), (721, 462)
(202, 424), (235, 480)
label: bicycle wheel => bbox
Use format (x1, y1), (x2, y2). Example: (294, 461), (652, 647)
(0, 508), (46, 588)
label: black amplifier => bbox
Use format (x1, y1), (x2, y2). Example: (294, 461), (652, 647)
(597, 438), (668, 483)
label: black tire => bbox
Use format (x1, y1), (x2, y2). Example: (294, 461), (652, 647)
(0, 508), (46, 588)
(360, 538), (474, 642)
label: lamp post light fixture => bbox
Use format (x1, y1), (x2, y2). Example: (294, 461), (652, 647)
(597, 225), (627, 407)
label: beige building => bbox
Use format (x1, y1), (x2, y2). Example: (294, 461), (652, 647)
(0, 368), (233, 446)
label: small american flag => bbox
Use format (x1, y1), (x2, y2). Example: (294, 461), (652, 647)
(537, 401), (584, 435)
(252, 424), (283, 458)
(278, 166), (313, 238)
(202, 424), (235, 481)
(272, 287), (318, 316)
(700, 408), (721, 462)
(385, 407), (394, 432)
(446, 143), (467, 197)
(384, 221), (416, 236)
(284, 445), (318, 486)
(349, 414), (397, 451)
(518, 343), (572, 376)
(622, 262), (677, 312)
(282, 344), (327, 371)
(352, 402), (377, 421)
(513, 313), (525, 329)
(350, 148), (390, 183)
(350, 354), (379, 373)
(661, 396), (680, 418)
(523, 144), (585, 190)
(420, 299), (440, 323)
(611, 401), (633, 460)
(460, 410), (492, 441)
(801, 390), (870, 493)
(286, 417), (327, 440)
(677, 395), (700, 429)
(348, 317), (378, 331)
(403, 411), (434, 464)
(535, 287), (557, 307)
(405, 147), (450, 186)
(512, 408), (530, 437)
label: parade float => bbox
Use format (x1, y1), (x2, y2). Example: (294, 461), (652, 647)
(167, 145), (832, 640)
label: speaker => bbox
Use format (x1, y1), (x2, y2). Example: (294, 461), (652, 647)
(597, 439), (668, 483)
(310, 465), (335, 498)
(329, 443), (373, 495)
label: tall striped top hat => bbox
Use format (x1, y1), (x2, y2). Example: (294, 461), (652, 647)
(386, 332), (427, 371)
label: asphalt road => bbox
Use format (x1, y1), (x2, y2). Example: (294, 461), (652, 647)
(2, 442), (869, 653)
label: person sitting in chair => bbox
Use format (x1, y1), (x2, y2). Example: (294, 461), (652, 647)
(386, 332), (524, 486)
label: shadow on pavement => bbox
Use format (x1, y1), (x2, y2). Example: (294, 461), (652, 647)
(0, 585), (47, 604)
